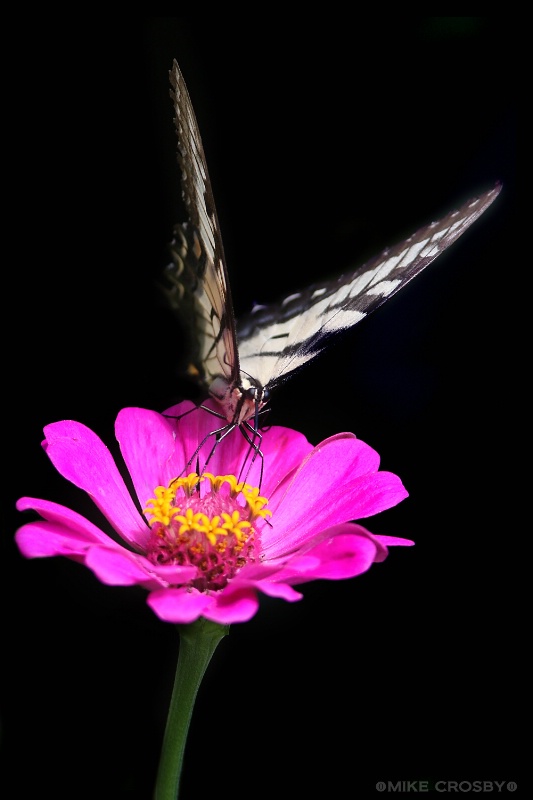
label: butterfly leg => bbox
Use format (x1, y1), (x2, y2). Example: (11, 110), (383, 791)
(163, 404), (265, 486)
(163, 404), (237, 476)
(195, 420), (264, 486)
(236, 422), (265, 488)
(201, 422), (238, 470)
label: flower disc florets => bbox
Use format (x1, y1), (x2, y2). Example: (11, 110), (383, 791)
(143, 473), (271, 592)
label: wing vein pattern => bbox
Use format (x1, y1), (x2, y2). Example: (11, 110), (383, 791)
(161, 58), (501, 425)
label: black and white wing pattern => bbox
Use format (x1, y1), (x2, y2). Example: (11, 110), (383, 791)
(161, 58), (501, 435)
(164, 60), (239, 409)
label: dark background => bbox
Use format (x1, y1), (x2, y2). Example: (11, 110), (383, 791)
(2, 17), (522, 799)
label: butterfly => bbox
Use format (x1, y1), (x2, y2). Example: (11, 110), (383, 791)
(161, 58), (501, 476)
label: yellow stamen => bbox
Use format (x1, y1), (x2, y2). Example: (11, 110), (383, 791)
(143, 485), (180, 526)
(202, 472), (226, 492)
(221, 511), (252, 542)
(241, 485), (272, 519)
(144, 471), (270, 534)
(204, 515), (230, 546)
(175, 508), (210, 535)
(169, 473), (203, 496)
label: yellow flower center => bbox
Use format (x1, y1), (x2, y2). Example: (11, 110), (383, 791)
(143, 473), (271, 592)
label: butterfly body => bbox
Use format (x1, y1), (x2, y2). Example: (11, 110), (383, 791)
(208, 376), (269, 426)
(162, 58), (501, 452)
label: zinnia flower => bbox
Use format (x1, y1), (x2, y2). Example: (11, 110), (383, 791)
(15, 400), (413, 624)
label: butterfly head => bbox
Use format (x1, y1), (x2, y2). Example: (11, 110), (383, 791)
(244, 382), (271, 424)
(209, 375), (270, 426)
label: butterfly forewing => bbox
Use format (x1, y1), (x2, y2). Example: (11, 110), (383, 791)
(236, 185), (501, 391)
(165, 60), (240, 389)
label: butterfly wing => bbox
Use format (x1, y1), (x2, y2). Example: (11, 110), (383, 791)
(161, 58), (501, 428)
(236, 184), (501, 392)
(162, 59), (240, 392)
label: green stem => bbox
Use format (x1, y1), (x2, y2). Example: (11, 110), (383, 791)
(153, 618), (230, 800)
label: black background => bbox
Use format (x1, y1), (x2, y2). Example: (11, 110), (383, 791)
(2, 17), (522, 799)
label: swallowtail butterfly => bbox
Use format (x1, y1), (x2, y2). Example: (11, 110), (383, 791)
(161, 59), (500, 474)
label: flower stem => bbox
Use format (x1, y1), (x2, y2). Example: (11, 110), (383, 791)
(153, 618), (230, 799)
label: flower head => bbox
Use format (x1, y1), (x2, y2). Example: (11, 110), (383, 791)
(16, 401), (413, 624)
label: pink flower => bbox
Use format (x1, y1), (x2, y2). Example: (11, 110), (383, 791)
(15, 401), (413, 625)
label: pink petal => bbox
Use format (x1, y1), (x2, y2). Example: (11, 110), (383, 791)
(16, 497), (114, 547)
(147, 587), (215, 623)
(205, 585), (260, 624)
(267, 434), (374, 518)
(262, 523), (379, 582)
(82, 543), (197, 588)
(15, 519), (96, 559)
(372, 533), (415, 562)
(115, 407), (182, 511)
(84, 546), (166, 587)
(42, 420), (148, 549)
(16, 496), (198, 589)
(256, 426), (315, 495)
(287, 530), (378, 581)
(149, 563), (200, 584)
(344, 472), (409, 517)
(258, 432), (354, 503)
(85, 547), (196, 587)
(252, 581), (303, 601)
(263, 524), (413, 584)
(263, 436), (408, 558)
